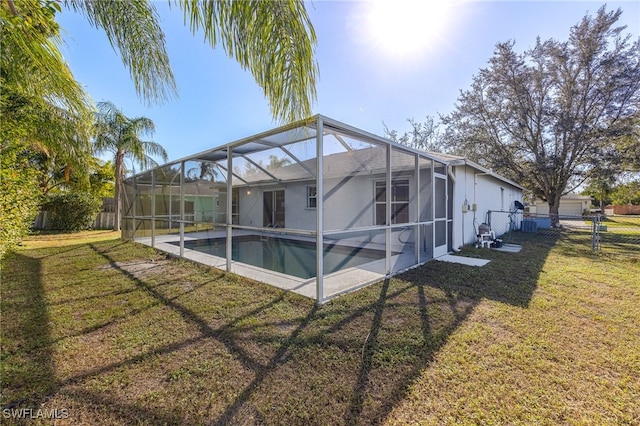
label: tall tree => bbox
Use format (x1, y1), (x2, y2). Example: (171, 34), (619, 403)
(609, 116), (640, 173)
(1, 0), (92, 254)
(1, 0), (93, 121)
(1, 0), (93, 169)
(609, 180), (640, 205)
(581, 170), (616, 209)
(442, 6), (640, 223)
(2, 0), (318, 245)
(93, 101), (168, 231)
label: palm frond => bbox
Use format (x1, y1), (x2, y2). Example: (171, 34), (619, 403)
(128, 117), (156, 138)
(177, 0), (318, 123)
(65, 0), (178, 105)
(140, 140), (168, 162)
(1, 0), (93, 118)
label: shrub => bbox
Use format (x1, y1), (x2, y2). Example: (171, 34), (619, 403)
(0, 155), (41, 258)
(43, 192), (102, 231)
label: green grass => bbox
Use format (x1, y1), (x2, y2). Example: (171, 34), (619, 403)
(21, 229), (121, 249)
(597, 216), (640, 257)
(601, 215), (640, 228)
(1, 231), (638, 425)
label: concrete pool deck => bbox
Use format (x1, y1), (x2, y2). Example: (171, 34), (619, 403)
(134, 231), (429, 301)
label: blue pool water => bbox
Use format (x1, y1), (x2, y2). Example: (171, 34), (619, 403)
(170, 236), (386, 279)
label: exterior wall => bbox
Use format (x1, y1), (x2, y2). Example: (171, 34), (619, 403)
(236, 167), (520, 253)
(285, 183), (316, 229)
(237, 183), (318, 229)
(451, 165), (523, 248)
(323, 174), (378, 230)
(238, 187), (267, 227)
(237, 173), (419, 232)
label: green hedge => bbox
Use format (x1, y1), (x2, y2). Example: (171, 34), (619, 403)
(43, 192), (102, 231)
(0, 158), (41, 258)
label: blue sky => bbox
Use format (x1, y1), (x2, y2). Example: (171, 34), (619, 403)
(57, 1), (640, 163)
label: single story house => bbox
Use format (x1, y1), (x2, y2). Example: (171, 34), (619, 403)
(122, 115), (523, 303)
(528, 194), (592, 217)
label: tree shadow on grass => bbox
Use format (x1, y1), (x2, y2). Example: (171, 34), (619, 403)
(2, 233), (558, 425)
(327, 232), (559, 423)
(1, 253), (55, 413)
(232, 233), (553, 424)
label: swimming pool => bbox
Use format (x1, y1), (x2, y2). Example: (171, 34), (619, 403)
(170, 235), (388, 279)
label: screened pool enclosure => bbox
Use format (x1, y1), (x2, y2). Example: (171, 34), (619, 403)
(122, 115), (451, 303)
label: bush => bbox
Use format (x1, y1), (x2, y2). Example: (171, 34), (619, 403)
(43, 192), (102, 231)
(0, 154), (41, 258)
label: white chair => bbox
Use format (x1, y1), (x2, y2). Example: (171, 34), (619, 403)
(479, 230), (495, 248)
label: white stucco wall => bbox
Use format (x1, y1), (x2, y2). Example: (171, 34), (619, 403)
(322, 175), (377, 230)
(450, 165), (523, 249)
(237, 173), (420, 232)
(236, 163), (522, 254)
(238, 188), (266, 227)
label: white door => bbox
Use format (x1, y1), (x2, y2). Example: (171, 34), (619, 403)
(434, 175), (448, 257)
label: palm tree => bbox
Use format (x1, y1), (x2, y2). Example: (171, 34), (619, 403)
(2, 0), (317, 243)
(1, 0), (92, 118)
(1, 0), (94, 167)
(93, 101), (168, 231)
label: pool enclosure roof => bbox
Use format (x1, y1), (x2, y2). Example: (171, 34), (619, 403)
(134, 114), (522, 190)
(150, 114), (445, 175)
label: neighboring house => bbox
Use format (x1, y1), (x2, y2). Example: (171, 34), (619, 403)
(122, 115), (524, 302)
(528, 194), (592, 216)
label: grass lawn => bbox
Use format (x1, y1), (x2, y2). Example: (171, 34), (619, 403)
(601, 215), (640, 228)
(597, 216), (640, 256)
(1, 230), (638, 425)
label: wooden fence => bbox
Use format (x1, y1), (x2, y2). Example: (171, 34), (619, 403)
(605, 205), (640, 215)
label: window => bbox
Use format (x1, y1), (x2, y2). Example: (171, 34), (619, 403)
(375, 180), (409, 225)
(307, 186), (317, 208)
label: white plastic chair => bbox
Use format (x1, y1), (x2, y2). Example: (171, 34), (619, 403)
(479, 230), (495, 248)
